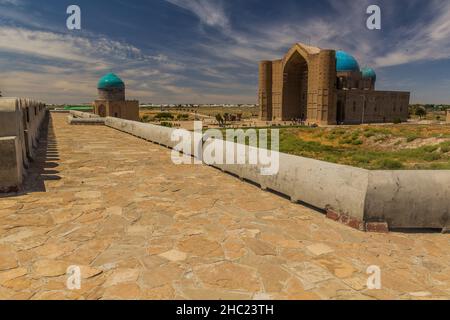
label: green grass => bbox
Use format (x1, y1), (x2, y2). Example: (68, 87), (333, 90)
(64, 105), (93, 111)
(221, 126), (450, 170)
(154, 112), (174, 120)
(406, 134), (420, 142)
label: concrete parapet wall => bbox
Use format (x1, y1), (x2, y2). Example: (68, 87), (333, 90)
(105, 117), (184, 149)
(0, 136), (23, 193)
(0, 98), (47, 192)
(67, 115), (105, 125)
(105, 117), (450, 231)
(68, 111), (104, 125)
(365, 171), (450, 229)
(202, 138), (368, 222)
(70, 110), (100, 119)
(50, 110), (70, 113)
(105, 117), (201, 158)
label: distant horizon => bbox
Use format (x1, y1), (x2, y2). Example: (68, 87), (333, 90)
(41, 101), (450, 106)
(1, 1), (450, 104)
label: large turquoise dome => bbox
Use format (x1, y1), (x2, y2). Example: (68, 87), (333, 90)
(98, 73), (125, 89)
(361, 67), (376, 81)
(336, 50), (360, 72)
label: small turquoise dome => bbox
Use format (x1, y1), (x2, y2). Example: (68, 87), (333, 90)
(336, 50), (360, 72)
(361, 67), (376, 81)
(98, 73), (125, 89)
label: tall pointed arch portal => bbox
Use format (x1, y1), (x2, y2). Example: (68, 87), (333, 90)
(282, 50), (309, 120)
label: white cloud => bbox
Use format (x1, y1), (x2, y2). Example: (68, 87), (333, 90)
(0, 26), (191, 103)
(2, 1), (450, 104)
(165, 0), (229, 29)
(374, 1), (450, 67)
(187, 0), (450, 72)
(0, 27), (145, 65)
(0, 0), (23, 5)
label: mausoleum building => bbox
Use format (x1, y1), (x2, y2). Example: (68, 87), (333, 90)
(259, 43), (410, 125)
(93, 73), (139, 121)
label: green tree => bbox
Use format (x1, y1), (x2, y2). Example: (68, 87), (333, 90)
(415, 107), (427, 119)
(223, 113), (230, 125)
(215, 114), (224, 126)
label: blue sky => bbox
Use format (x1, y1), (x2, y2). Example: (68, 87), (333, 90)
(0, 0), (450, 104)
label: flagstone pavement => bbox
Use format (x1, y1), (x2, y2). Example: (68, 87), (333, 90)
(0, 113), (449, 300)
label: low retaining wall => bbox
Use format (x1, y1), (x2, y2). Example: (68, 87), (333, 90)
(205, 141), (369, 226)
(105, 117), (449, 231)
(0, 98), (47, 192)
(67, 116), (105, 125)
(105, 117), (198, 156)
(68, 111), (105, 125)
(366, 171), (450, 229)
(70, 110), (100, 119)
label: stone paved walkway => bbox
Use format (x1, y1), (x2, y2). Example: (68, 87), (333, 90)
(0, 113), (449, 300)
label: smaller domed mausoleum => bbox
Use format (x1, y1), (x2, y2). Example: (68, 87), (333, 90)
(93, 73), (139, 121)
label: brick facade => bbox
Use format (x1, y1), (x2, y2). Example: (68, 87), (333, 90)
(259, 43), (410, 125)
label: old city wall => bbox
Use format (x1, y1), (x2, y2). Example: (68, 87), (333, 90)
(0, 98), (47, 192)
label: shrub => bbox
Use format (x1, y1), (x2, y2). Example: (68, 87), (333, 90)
(176, 113), (189, 120)
(415, 107), (427, 118)
(352, 154), (373, 164)
(351, 132), (360, 140)
(440, 143), (450, 153)
(333, 129), (346, 135)
(160, 121), (173, 128)
(215, 114), (224, 126)
(155, 112), (174, 120)
(393, 118), (402, 124)
(424, 145), (439, 153)
(424, 153), (441, 161)
(339, 137), (353, 145)
(406, 134), (419, 142)
(375, 158), (404, 170)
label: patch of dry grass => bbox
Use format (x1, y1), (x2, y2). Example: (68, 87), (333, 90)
(274, 124), (450, 170)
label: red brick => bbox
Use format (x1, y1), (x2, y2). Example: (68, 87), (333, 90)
(366, 222), (389, 233)
(327, 209), (366, 231)
(347, 217), (366, 231)
(326, 209), (340, 221)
